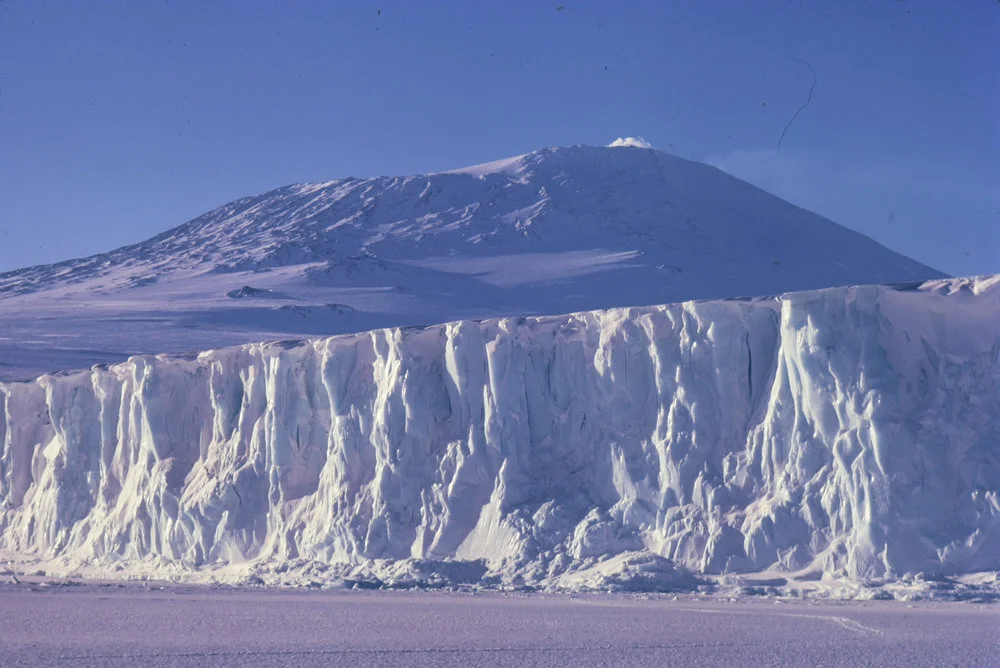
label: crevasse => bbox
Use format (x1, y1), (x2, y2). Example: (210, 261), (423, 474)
(1, 277), (998, 586)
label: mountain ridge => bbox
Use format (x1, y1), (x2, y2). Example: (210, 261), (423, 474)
(0, 145), (942, 292)
(0, 144), (945, 380)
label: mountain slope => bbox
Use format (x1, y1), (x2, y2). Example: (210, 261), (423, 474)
(0, 145), (944, 380)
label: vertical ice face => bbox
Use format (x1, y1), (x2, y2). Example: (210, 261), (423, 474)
(1, 277), (998, 585)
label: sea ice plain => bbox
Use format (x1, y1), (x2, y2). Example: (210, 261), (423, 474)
(0, 583), (997, 668)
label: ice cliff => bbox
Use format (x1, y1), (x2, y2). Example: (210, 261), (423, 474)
(1, 277), (998, 590)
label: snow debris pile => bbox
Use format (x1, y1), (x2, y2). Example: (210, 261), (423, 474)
(1, 276), (998, 592)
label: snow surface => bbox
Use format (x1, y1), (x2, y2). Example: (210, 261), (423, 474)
(2, 587), (997, 667)
(1, 276), (996, 593)
(0, 144), (943, 381)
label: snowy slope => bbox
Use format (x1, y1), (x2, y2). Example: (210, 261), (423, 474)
(0, 144), (943, 381)
(1, 276), (996, 593)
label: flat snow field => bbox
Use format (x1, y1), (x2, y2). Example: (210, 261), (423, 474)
(0, 584), (996, 667)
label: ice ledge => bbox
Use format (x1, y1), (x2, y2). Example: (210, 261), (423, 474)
(1, 276), (998, 591)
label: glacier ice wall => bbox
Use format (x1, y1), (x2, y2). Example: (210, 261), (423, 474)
(1, 277), (998, 585)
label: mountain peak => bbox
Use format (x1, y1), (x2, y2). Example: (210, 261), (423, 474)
(0, 144), (945, 380)
(441, 142), (661, 178)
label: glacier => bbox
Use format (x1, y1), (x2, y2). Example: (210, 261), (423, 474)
(1, 276), (998, 592)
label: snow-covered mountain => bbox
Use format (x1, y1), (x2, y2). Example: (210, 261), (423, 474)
(0, 144), (943, 381)
(1, 276), (997, 595)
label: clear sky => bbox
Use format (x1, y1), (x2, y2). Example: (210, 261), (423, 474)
(1, 0), (997, 276)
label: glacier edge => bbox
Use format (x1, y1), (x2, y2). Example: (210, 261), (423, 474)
(1, 277), (999, 591)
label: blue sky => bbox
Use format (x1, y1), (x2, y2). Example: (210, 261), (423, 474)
(1, 0), (996, 276)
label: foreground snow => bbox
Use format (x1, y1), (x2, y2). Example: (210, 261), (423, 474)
(2, 586), (997, 667)
(1, 276), (998, 596)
